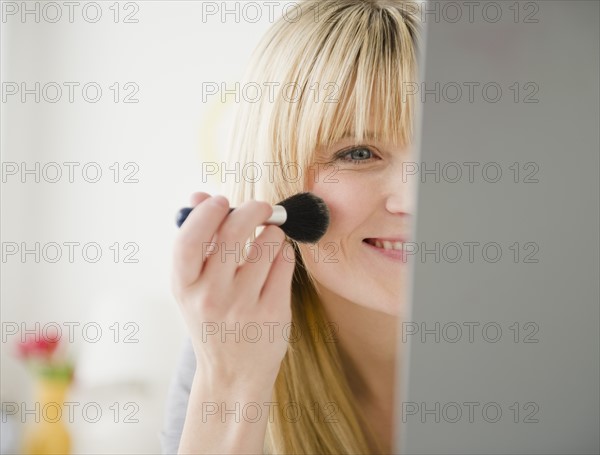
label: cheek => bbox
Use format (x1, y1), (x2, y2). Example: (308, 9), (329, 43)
(298, 175), (370, 290)
(309, 174), (371, 241)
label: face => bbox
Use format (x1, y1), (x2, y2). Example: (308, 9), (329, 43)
(298, 130), (416, 317)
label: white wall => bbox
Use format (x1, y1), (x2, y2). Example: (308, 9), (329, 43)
(1, 1), (294, 452)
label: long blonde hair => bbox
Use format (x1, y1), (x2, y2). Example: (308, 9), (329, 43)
(223, 1), (421, 452)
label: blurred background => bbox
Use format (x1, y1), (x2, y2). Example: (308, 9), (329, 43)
(4, 2), (599, 454)
(1, 1), (287, 452)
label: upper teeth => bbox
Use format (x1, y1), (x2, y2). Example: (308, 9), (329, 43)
(370, 239), (404, 250)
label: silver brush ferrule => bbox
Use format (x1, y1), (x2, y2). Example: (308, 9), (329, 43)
(265, 205), (287, 226)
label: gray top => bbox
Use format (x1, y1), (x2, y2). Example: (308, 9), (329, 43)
(160, 338), (195, 454)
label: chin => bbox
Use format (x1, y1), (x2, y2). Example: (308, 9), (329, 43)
(359, 297), (405, 317)
(353, 290), (406, 317)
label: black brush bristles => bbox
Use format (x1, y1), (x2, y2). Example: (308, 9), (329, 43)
(175, 192), (330, 244)
(277, 192), (329, 244)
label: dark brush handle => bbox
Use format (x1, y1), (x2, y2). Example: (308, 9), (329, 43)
(175, 207), (235, 228)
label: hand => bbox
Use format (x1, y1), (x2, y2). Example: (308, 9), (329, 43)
(171, 192), (296, 387)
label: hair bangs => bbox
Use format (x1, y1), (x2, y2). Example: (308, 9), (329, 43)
(299, 4), (419, 157)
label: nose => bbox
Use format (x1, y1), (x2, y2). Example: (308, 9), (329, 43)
(384, 160), (416, 216)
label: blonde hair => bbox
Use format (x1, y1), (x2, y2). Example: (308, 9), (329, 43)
(223, 1), (421, 452)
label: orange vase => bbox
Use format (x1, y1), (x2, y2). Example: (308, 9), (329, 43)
(22, 378), (71, 455)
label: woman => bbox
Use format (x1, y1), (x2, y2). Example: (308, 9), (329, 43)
(163, 1), (421, 453)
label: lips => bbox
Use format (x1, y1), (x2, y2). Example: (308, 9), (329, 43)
(363, 238), (407, 251)
(362, 238), (408, 262)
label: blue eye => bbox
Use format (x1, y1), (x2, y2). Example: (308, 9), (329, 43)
(336, 147), (374, 164)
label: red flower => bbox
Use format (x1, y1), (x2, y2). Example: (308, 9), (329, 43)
(14, 330), (74, 382)
(17, 336), (60, 359)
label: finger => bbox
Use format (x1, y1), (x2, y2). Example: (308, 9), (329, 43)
(201, 200), (273, 288)
(190, 192), (211, 206)
(172, 196), (230, 290)
(234, 225), (286, 300)
(259, 238), (296, 309)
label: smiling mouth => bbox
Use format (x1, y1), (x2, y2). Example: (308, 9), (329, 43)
(363, 238), (405, 251)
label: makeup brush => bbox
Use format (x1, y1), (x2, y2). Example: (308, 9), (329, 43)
(175, 192), (330, 244)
